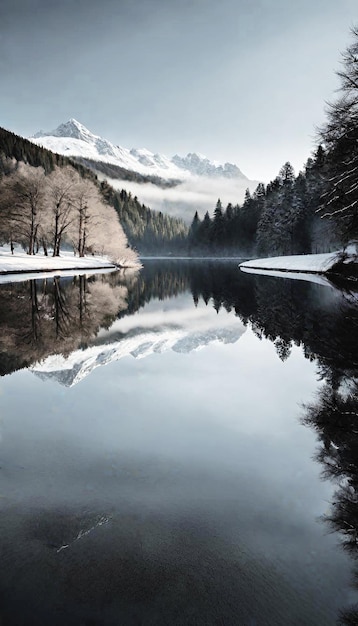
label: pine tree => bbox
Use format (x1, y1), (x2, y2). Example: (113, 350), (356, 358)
(211, 199), (225, 249)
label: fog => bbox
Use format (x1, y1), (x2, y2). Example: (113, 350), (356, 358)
(102, 173), (260, 221)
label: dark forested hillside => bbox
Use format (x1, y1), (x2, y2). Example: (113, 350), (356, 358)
(73, 156), (181, 189)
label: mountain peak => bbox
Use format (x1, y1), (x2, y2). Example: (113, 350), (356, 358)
(171, 153), (247, 180)
(53, 119), (91, 140)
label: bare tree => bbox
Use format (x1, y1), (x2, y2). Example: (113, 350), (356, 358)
(69, 177), (137, 264)
(68, 177), (101, 257)
(0, 163), (47, 254)
(45, 166), (77, 256)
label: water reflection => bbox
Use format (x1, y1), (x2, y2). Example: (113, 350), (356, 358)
(301, 316), (358, 624)
(0, 272), (132, 377)
(0, 261), (356, 379)
(0, 261), (355, 375)
(0, 260), (358, 624)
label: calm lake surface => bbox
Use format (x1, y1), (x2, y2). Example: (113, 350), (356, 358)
(0, 260), (357, 625)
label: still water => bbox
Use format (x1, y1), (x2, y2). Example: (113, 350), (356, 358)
(0, 260), (357, 625)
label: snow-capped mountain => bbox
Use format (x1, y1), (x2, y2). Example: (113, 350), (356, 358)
(30, 119), (259, 220)
(32, 119), (174, 178)
(30, 119), (248, 182)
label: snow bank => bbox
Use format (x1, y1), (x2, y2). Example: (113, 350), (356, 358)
(0, 247), (116, 274)
(239, 251), (339, 273)
(0, 246), (141, 276)
(239, 249), (357, 274)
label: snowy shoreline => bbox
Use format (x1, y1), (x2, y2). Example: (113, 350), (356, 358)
(239, 248), (357, 277)
(0, 247), (142, 284)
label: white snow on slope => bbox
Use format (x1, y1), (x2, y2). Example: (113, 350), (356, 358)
(30, 119), (250, 182)
(30, 119), (244, 181)
(31, 119), (182, 179)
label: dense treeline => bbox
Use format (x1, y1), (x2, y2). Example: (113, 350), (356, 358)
(0, 126), (72, 173)
(1, 26), (357, 259)
(188, 147), (337, 256)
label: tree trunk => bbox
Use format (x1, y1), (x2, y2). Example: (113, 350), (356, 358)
(53, 213), (60, 257)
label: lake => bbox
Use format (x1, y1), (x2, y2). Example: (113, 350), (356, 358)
(0, 260), (357, 625)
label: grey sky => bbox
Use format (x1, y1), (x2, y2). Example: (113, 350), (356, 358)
(0, 0), (357, 181)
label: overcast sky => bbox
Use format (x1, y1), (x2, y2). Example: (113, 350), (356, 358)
(0, 0), (357, 181)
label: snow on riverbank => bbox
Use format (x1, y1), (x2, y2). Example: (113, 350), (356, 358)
(239, 247), (357, 274)
(0, 247), (112, 270)
(0, 247), (142, 284)
(239, 251), (339, 273)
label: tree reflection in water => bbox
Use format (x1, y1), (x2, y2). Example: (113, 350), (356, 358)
(302, 313), (358, 625)
(0, 272), (132, 376)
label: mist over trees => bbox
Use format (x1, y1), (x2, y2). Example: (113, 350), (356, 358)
(99, 182), (188, 255)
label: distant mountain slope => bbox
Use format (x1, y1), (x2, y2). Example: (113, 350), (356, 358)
(29, 120), (260, 221)
(30, 118), (251, 183)
(74, 156), (181, 189)
(172, 152), (246, 179)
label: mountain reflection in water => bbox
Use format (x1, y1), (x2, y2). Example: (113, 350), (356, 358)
(0, 259), (357, 625)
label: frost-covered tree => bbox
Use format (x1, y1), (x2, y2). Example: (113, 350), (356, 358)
(0, 163), (47, 254)
(319, 26), (358, 244)
(45, 166), (77, 256)
(0, 163), (138, 264)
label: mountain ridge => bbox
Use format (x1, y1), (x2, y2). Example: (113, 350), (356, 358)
(30, 119), (249, 182)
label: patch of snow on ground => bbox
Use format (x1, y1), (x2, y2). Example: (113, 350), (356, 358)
(0, 247), (141, 279)
(239, 251), (343, 273)
(0, 247), (115, 272)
